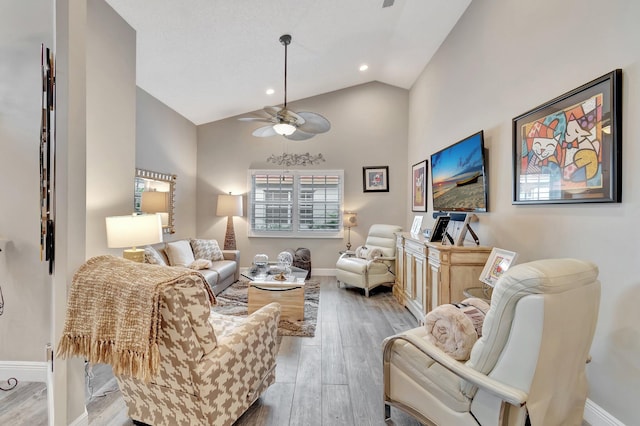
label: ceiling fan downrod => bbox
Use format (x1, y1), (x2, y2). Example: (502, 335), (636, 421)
(279, 34), (291, 109)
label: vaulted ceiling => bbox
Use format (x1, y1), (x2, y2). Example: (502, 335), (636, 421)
(106, 0), (471, 125)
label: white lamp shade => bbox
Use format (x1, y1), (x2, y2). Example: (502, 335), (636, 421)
(273, 122), (296, 136)
(105, 214), (163, 248)
(141, 191), (169, 213)
(343, 212), (358, 227)
(216, 194), (243, 217)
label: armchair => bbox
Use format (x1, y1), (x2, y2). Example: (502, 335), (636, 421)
(383, 258), (600, 425)
(335, 224), (402, 297)
(57, 256), (280, 426)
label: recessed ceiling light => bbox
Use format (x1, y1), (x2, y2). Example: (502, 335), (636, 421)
(359, 64), (369, 72)
(266, 88), (275, 95)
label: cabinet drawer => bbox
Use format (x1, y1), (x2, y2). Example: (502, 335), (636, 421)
(449, 251), (491, 264)
(405, 240), (426, 255)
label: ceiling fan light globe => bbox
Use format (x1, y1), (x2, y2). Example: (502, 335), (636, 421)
(273, 122), (296, 136)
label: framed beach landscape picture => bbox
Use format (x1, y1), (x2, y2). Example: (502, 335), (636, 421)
(430, 131), (489, 213)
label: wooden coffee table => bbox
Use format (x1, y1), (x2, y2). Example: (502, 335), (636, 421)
(248, 277), (305, 321)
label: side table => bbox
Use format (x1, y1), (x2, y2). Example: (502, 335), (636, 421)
(463, 285), (493, 303)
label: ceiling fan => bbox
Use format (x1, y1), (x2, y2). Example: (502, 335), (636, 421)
(239, 34), (331, 141)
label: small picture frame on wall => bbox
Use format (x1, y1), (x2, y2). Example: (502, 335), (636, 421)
(411, 160), (428, 212)
(363, 166), (389, 192)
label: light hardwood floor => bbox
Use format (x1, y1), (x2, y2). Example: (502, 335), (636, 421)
(1, 276), (422, 426)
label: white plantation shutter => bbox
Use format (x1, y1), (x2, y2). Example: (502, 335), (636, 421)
(249, 170), (344, 238)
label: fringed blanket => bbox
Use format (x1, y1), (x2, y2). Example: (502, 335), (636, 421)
(57, 255), (215, 382)
(424, 297), (490, 361)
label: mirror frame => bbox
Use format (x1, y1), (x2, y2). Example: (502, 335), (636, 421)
(134, 168), (177, 234)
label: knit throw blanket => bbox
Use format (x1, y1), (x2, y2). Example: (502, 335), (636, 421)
(57, 255), (215, 382)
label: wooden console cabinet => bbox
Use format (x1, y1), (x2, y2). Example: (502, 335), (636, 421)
(395, 232), (491, 323)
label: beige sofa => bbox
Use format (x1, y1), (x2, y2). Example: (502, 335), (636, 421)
(143, 238), (240, 295)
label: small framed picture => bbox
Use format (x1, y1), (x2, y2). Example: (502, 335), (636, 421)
(480, 248), (518, 287)
(411, 160), (428, 212)
(410, 215), (423, 235)
(363, 166), (389, 192)
(428, 216), (450, 243)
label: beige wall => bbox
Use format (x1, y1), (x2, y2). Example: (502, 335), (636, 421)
(0, 0), (53, 362)
(408, 0), (639, 423)
(86, 0), (137, 259)
(136, 87), (198, 241)
(196, 82), (409, 269)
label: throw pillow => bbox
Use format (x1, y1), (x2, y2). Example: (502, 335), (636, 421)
(165, 240), (195, 267)
(190, 239), (224, 261)
(143, 245), (167, 266)
(189, 259), (212, 270)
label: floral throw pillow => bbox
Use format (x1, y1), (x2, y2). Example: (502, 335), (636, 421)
(190, 239), (224, 261)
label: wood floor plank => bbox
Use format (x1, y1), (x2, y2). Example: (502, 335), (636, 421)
(275, 335), (302, 384)
(289, 345), (322, 426)
(322, 384), (354, 426)
(321, 319), (348, 385)
(234, 382), (295, 426)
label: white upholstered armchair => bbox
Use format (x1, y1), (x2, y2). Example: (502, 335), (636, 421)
(335, 224), (402, 297)
(383, 258), (600, 425)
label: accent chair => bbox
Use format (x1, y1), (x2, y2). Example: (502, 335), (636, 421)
(335, 223), (402, 297)
(383, 258), (600, 425)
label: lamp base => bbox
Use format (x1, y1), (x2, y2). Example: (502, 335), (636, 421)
(223, 216), (237, 250)
(123, 248), (145, 263)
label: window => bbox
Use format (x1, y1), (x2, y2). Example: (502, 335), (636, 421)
(249, 170), (344, 238)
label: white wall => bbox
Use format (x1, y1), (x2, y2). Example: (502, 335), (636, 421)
(196, 82), (409, 269)
(408, 0), (639, 423)
(136, 87), (198, 241)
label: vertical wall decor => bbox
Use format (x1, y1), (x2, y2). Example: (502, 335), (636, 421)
(40, 44), (56, 274)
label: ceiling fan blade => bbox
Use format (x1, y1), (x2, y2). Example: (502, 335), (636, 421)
(252, 125), (278, 137)
(296, 112), (331, 134)
(285, 129), (315, 141)
(263, 106), (282, 117)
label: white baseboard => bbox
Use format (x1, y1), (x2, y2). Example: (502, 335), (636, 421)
(584, 398), (625, 426)
(0, 360), (47, 383)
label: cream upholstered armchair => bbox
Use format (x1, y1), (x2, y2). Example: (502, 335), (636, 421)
(383, 258), (600, 425)
(336, 224), (402, 297)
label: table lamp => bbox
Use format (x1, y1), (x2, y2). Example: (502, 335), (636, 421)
(105, 214), (163, 262)
(216, 192), (243, 250)
(343, 211), (358, 251)
(141, 191), (169, 226)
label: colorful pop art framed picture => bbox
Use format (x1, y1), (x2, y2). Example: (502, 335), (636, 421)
(512, 69), (622, 204)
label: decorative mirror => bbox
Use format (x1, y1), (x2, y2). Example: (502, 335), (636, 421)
(134, 168), (176, 234)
